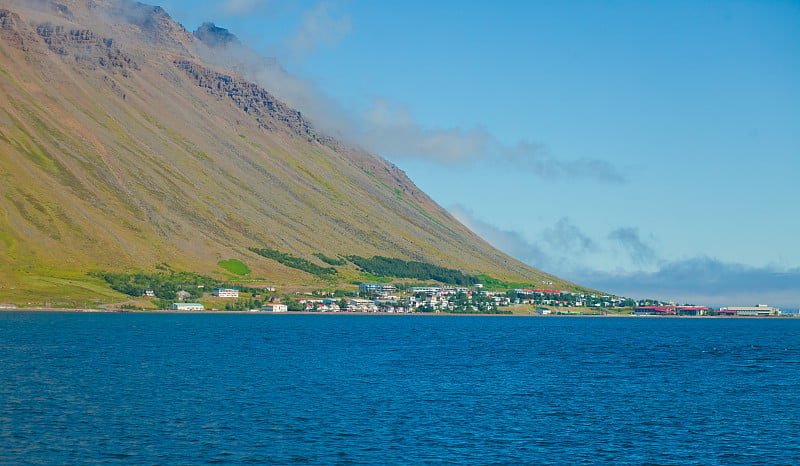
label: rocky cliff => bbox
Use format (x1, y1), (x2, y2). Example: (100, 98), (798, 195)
(174, 59), (315, 140)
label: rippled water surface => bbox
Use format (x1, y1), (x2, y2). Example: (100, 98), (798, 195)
(1, 313), (799, 464)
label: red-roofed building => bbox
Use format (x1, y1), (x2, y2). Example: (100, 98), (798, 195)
(676, 306), (712, 316)
(634, 306), (678, 315)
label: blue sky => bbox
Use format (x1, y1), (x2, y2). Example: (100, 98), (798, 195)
(154, 0), (800, 308)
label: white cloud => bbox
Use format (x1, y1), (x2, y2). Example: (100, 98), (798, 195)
(286, 2), (351, 58)
(360, 99), (491, 163)
(188, 4), (624, 183)
(356, 99), (625, 182)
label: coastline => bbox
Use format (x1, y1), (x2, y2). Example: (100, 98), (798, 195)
(1, 308), (794, 317)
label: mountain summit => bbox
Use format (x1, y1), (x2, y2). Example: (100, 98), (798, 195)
(0, 0), (577, 303)
(193, 22), (239, 48)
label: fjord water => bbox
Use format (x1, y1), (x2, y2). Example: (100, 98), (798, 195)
(1, 313), (798, 464)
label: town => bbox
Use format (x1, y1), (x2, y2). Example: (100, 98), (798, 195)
(164, 283), (787, 316)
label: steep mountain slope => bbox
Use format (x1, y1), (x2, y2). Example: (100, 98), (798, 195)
(0, 0), (578, 303)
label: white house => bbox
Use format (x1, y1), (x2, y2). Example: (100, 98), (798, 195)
(213, 288), (239, 298)
(170, 303), (204, 311)
(261, 304), (288, 312)
(359, 283), (396, 295)
(347, 298), (378, 312)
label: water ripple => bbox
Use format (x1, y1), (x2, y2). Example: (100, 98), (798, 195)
(1, 313), (798, 464)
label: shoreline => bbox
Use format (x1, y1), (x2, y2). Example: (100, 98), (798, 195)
(1, 308), (794, 318)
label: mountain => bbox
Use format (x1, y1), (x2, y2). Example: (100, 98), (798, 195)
(0, 0), (583, 304)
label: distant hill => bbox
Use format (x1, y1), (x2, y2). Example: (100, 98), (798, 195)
(0, 0), (585, 305)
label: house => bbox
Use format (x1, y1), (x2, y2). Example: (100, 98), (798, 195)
(261, 304), (288, 312)
(349, 298), (374, 307)
(142, 289), (155, 297)
(348, 298), (378, 312)
(411, 287), (442, 296)
(170, 303), (204, 311)
(374, 296), (400, 306)
(359, 283), (396, 295)
(423, 295), (449, 310)
(213, 288), (239, 298)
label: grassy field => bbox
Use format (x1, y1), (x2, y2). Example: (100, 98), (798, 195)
(217, 259), (251, 276)
(0, 269), (128, 307)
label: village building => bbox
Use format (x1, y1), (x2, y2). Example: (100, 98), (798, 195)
(720, 304), (781, 316)
(411, 286), (441, 296)
(359, 283), (396, 295)
(374, 295), (400, 305)
(261, 304), (288, 312)
(170, 303), (204, 311)
(634, 305), (712, 316)
(213, 288), (239, 298)
(676, 306), (712, 316)
(348, 298), (378, 312)
(424, 295), (449, 310)
(634, 306), (678, 316)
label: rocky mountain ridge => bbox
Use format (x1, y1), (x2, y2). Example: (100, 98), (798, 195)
(174, 59), (315, 141)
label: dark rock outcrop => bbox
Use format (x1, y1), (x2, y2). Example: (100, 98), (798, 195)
(33, 22), (139, 74)
(175, 59), (316, 140)
(0, 8), (139, 76)
(0, 9), (27, 49)
(193, 22), (239, 48)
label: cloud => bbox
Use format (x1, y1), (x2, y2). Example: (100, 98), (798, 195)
(449, 206), (552, 268)
(447, 208), (798, 308)
(286, 2), (351, 58)
(187, 3), (624, 183)
(543, 217), (597, 253)
(609, 227), (657, 266)
(360, 99), (491, 163)
(573, 257), (800, 308)
(450, 207), (602, 272)
(358, 100), (625, 182)
(496, 142), (626, 183)
(198, 42), (624, 181)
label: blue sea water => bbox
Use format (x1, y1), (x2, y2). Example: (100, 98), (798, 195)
(1, 313), (798, 465)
